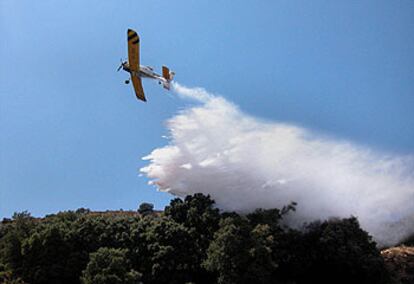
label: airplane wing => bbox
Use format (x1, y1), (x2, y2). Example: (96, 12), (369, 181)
(131, 76), (146, 101)
(127, 29), (139, 71)
(127, 29), (146, 101)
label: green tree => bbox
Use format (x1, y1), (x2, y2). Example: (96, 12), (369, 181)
(164, 194), (221, 254)
(247, 224), (279, 283)
(81, 247), (142, 284)
(16, 211), (138, 284)
(203, 216), (253, 284)
(246, 203), (296, 231)
(0, 197), (392, 284)
(280, 217), (390, 284)
(20, 224), (73, 284)
(164, 194), (220, 232)
(131, 217), (198, 284)
(138, 203), (154, 216)
(164, 194), (221, 283)
(0, 212), (35, 278)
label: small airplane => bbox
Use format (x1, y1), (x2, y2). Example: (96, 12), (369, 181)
(117, 29), (175, 102)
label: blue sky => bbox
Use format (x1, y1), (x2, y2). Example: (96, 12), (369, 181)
(1, 0), (413, 218)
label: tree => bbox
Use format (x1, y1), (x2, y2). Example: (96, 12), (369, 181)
(132, 217), (198, 284)
(247, 224), (279, 283)
(138, 203), (154, 216)
(81, 247), (142, 284)
(204, 216), (253, 284)
(164, 194), (220, 252)
(164, 194), (221, 283)
(20, 224), (73, 284)
(0, 212), (35, 278)
(280, 217), (390, 284)
(0, 197), (391, 284)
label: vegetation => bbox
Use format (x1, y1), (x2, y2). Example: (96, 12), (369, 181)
(81, 247), (142, 284)
(137, 203), (154, 216)
(0, 194), (389, 283)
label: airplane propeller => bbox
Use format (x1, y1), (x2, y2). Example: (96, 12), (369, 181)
(117, 59), (124, 72)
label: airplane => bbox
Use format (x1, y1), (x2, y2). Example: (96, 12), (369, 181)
(117, 29), (175, 102)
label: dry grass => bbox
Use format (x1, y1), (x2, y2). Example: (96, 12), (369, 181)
(381, 246), (414, 284)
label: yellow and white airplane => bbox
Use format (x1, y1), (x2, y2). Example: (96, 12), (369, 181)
(118, 29), (175, 102)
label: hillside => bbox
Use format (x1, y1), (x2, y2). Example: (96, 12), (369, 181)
(382, 246), (414, 284)
(0, 193), (409, 284)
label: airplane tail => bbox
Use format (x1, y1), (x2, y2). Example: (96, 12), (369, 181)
(162, 66), (175, 90)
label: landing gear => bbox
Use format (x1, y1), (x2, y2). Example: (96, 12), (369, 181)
(125, 80), (130, 84)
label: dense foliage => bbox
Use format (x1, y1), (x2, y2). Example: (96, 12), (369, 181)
(0, 194), (389, 284)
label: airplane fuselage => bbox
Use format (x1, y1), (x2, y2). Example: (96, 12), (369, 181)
(122, 63), (164, 82)
(120, 58), (173, 91)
